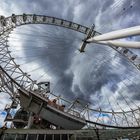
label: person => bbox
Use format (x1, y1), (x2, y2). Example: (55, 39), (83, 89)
(45, 95), (49, 101)
(52, 99), (57, 103)
(48, 98), (65, 111)
(0, 123), (8, 140)
(1, 122), (7, 130)
(33, 115), (42, 125)
(59, 105), (65, 111)
(52, 99), (57, 108)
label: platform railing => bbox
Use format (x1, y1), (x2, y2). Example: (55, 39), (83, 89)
(1, 128), (140, 140)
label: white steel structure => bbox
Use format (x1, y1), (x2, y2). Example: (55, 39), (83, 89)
(0, 14), (140, 139)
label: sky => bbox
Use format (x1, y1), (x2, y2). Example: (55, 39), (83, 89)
(0, 0), (140, 126)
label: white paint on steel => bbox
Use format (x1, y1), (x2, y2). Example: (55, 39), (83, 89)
(94, 40), (140, 48)
(87, 25), (140, 48)
(87, 26), (140, 41)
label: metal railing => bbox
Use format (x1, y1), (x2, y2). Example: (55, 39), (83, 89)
(1, 128), (140, 140)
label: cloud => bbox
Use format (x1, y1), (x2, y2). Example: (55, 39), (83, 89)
(0, 111), (7, 127)
(0, 93), (11, 127)
(0, 93), (11, 109)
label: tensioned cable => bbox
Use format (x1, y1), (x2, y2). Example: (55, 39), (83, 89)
(84, 51), (140, 111)
(79, 57), (125, 111)
(85, 49), (140, 87)
(1, 15), (140, 124)
(9, 42), (140, 82)
(9, 40), (75, 50)
(8, 50), (140, 92)
(13, 25), (83, 41)
(9, 36), (140, 109)
(12, 31), (82, 41)
(3, 15), (139, 118)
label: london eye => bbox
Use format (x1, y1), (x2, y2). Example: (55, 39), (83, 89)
(0, 13), (140, 139)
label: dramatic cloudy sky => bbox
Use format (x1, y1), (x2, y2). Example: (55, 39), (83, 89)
(0, 0), (140, 126)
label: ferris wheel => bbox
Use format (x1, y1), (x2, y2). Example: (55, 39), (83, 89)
(0, 14), (140, 130)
